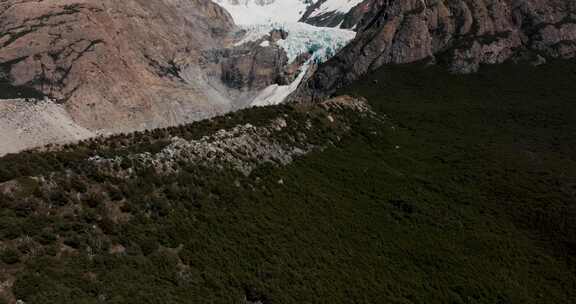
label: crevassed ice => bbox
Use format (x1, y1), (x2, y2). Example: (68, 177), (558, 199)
(240, 22), (355, 106)
(235, 22), (355, 64)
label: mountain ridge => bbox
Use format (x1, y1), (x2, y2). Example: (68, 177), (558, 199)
(0, 0), (361, 156)
(2, 0), (576, 156)
(291, 0), (576, 102)
(0, 0), (236, 148)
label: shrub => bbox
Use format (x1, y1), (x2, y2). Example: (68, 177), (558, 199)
(63, 234), (83, 249)
(37, 231), (58, 245)
(44, 244), (59, 257)
(138, 238), (159, 256)
(1, 248), (21, 265)
(108, 186), (124, 202)
(70, 177), (88, 193)
(84, 191), (104, 208)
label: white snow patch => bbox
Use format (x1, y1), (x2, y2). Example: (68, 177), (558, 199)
(251, 62), (310, 106)
(213, 0), (309, 25)
(309, 0), (365, 18)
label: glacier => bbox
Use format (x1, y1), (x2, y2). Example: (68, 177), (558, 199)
(214, 0), (357, 106)
(235, 22), (355, 64)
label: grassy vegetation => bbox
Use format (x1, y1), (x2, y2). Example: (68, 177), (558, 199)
(0, 61), (575, 303)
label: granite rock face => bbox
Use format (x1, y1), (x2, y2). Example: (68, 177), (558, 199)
(214, 31), (311, 92)
(217, 43), (289, 91)
(0, 0), (235, 134)
(293, 0), (576, 101)
(198, 26), (316, 109)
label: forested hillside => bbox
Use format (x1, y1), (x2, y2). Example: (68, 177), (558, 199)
(0, 61), (575, 303)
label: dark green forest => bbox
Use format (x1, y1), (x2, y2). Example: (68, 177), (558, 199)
(0, 61), (574, 303)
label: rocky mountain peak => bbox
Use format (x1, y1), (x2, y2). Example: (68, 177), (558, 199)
(291, 0), (576, 102)
(0, 0), (238, 152)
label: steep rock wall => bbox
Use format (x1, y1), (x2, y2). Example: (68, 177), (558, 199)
(0, 0), (235, 134)
(293, 0), (576, 101)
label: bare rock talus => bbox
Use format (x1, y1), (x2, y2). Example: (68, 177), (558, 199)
(0, 0), (235, 135)
(293, 0), (576, 101)
(0, 99), (94, 156)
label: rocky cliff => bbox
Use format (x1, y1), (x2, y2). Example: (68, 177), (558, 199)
(203, 0), (357, 107)
(0, 0), (357, 155)
(293, 0), (576, 101)
(0, 0), (235, 138)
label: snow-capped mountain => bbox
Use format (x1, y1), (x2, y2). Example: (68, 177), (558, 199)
(308, 0), (364, 16)
(213, 0), (310, 25)
(301, 0), (370, 29)
(213, 0), (366, 28)
(305, 0), (364, 22)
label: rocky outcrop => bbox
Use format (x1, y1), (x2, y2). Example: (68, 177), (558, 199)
(198, 27), (316, 109)
(215, 43), (290, 91)
(89, 95), (375, 177)
(0, 0), (235, 137)
(214, 31), (312, 91)
(292, 0), (576, 101)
